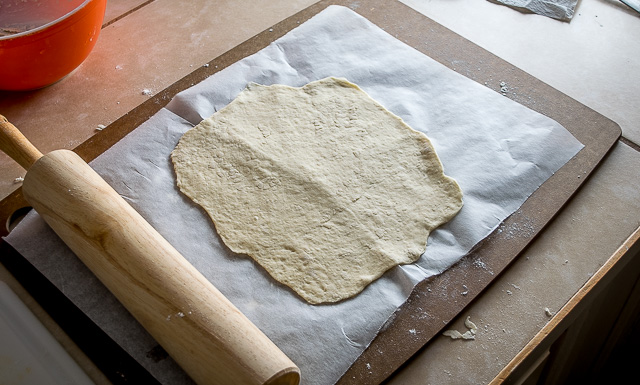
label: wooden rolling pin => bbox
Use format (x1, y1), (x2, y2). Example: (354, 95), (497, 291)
(0, 115), (300, 385)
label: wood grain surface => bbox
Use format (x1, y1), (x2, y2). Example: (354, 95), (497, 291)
(22, 150), (299, 385)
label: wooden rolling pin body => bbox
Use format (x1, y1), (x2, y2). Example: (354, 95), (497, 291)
(1, 116), (299, 385)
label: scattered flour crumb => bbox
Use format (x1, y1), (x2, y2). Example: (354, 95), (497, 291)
(544, 307), (555, 317)
(500, 81), (508, 95)
(464, 316), (477, 333)
(461, 284), (468, 296)
(142, 89), (153, 96)
(474, 260), (486, 268)
(443, 316), (478, 340)
(166, 311), (188, 321)
(14, 176), (24, 183)
(443, 330), (468, 339)
(473, 259), (494, 275)
(203, 63), (210, 67)
(409, 328), (417, 335)
(506, 290), (513, 295)
(96, 124), (106, 131)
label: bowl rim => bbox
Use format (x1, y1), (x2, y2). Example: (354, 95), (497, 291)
(0, 0), (95, 41)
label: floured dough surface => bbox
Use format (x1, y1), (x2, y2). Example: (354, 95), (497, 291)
(171, 77), (463, 304)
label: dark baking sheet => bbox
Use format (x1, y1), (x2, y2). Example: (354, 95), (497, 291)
(0, 1), (621, 384)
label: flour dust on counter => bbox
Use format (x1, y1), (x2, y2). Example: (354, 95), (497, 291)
(171, 77), (463, 304)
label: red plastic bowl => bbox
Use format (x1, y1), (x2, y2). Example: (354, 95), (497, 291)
(0, 0), (107, 91)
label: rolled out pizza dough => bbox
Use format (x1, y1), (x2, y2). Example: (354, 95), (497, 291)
(171, 77), (463, 304)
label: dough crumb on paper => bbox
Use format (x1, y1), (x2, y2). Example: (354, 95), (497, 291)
(171, 77), (463, 304)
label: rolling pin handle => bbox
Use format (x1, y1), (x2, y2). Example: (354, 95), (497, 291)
(0, 114), (44, 170)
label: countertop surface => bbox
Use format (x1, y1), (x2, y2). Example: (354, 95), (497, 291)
(391, 2), (640, 383)
(1, 1), (638, 384)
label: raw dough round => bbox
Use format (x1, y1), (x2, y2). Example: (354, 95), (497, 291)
(171, 77), (462, 304)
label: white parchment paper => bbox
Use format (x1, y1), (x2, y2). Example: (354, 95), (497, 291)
(5, 6), (583, 385)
